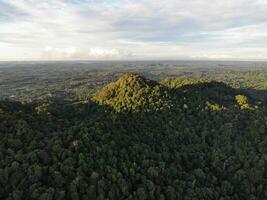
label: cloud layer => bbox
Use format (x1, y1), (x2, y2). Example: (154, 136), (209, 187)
(0, 0), (267, 60)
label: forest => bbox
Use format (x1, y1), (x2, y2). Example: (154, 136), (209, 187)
(1, 61), (267, 200)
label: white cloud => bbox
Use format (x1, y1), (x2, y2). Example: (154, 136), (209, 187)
(41, 46), (133, 60)
(0, 0), (267, 60)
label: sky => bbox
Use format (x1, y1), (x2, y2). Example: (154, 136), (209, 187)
(1, 0), (267, 61)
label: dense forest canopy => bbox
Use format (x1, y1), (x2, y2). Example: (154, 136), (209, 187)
(1, 71), (267, 200)
(93, 73), (173, 112)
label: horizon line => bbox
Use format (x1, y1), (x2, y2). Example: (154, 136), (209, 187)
(1, 58), (267, 63)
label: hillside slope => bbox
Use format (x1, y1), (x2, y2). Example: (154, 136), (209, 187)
(93, 73), (173, 112)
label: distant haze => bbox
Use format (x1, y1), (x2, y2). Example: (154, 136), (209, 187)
(1, 0), (267, 61)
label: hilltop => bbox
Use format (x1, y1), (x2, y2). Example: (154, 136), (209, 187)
(93, 73), (173, 112)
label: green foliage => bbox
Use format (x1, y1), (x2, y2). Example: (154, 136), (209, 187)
(235, 94), (250, 109)
(161, 77), (206, 88)
(35, 103), (50, 114)
(0, 74), (267, 200)
(93, 73), (173, 112)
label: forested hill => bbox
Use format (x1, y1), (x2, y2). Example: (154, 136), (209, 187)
(93, 73), (259, 112)
(93, 73), (173, 112)
(1, 73), (267, 200)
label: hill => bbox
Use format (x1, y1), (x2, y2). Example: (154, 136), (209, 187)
(0, 74), (266, 200)
(161, 77), (255, 110)
(93, 73), (173, 112)
(93, 74), (257, 112)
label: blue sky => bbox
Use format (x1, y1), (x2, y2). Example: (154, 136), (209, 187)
(0, 0), (267, 60)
